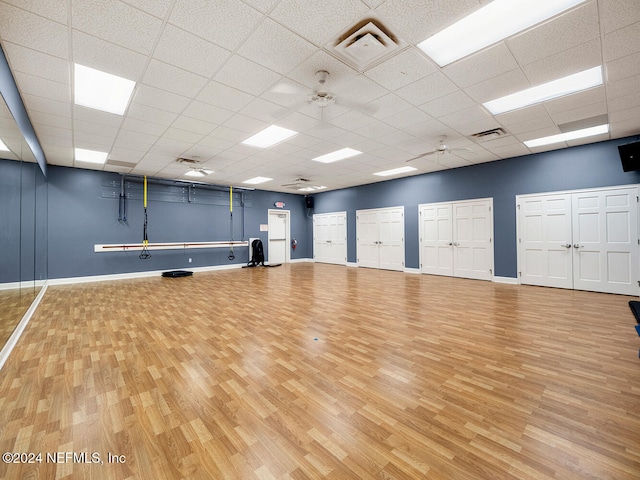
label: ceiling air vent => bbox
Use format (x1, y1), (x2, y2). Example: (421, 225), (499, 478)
(471, 128), (507, 140)
(333, 17), (406, 71)
(176, 157), (201, 165)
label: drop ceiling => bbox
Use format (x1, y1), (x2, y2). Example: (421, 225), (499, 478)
(0, 0), (638, 194)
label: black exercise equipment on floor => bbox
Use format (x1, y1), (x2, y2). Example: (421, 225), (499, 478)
(161, 270), (193, 278)
(629, 301), (640, 323)
(243, 239), (281, 268)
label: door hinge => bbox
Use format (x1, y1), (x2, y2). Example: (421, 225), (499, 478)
(518, 238), (521, 243)
(489, 206), (491, 212)
(490, 238), (492, 243)
(490, 269), (493, 274)
(517, 204), (520, 209)
(519, 271), (522, 277)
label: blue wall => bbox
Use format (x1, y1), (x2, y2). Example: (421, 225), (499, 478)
(313, 137), (640, 278)
(46, 165), (310, 279)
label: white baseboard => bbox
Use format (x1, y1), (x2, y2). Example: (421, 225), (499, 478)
(289, 258), (313, 263)
(347, 262), (358, 268)
(404, 267), (421, 274)
(493, 276), (519, 285)
(47, 263), (246, 286)
(0, 280), (47, 291)
(0, 283), (48, 372)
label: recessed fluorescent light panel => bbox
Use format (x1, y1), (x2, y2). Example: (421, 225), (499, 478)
(0, 139), (9, 151)
(298, 185), (327, 192)
(75, 147), (108, 164)
(374, 166), (418, 177)
(524, 124), (609, 148)
(418, 0), (587, 67)
(243, 176), (273, 185)
(241, 125), (298, 148)
(484, 66), (603, 115)
(74, 64), (136, 115)
(312, 148), (362, 164)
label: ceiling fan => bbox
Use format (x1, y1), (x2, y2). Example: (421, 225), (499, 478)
(281, 177), (326, 191)
(271, 70), (377, 116)
(406, 136), (474, 163)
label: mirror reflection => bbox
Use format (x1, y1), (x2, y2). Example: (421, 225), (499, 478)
(0, 95), (47, 351)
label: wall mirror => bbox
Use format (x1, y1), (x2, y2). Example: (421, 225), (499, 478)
(0, 94), (47, 353)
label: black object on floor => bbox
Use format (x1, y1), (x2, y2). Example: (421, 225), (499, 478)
(161, 270), (193, 278)
(629, 301), (640, 323)
(244, 239), (281, 268)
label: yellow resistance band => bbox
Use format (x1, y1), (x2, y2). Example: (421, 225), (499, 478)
(144, 175), (148, 209)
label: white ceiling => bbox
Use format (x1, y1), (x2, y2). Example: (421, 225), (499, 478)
(0, 0), (639, 193)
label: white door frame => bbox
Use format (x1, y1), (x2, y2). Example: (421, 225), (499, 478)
(268, 209), (290, 264)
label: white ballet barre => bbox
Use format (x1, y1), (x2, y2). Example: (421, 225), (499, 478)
(94, 240), (249, 253)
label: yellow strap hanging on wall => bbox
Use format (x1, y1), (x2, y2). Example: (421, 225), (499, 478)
(143, 175), (148, 209)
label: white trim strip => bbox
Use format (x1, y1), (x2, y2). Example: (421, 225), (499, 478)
(493, 276), (519, 285)
(0, 283), (48, 372)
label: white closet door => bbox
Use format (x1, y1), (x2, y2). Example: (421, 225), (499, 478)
(519, 194), (573, 288)
(453, 199), (493, 280)
(378, 207), (404, 271)
(572, 188), (638, 295)
(419, 203), (453, 276)
(357, 210), (380, 269)
(313, 212), (347, 265)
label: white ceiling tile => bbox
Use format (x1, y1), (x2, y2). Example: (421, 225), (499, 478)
(22, 93), (71, 117)
(403, 118), (458, 141)
(210, 125), (251, 143)
(607, 74), (640, 100)
(606, 51), (640, 82)
(158, 127), (204, 143)
(333, 74), (389, 105)
(2, 0), (68, 24)
(214, 55), (281, 96)
(240, 98), (289, 123)
(443, 42), (519, 88)
(501, 116), (556, 136)
(35, 124), (72, 141)
(72, 30), (147, 82)
(120, 0), (173, 18)
(364, 47), (437, 91)
(72, 0), (163, 55)
(329, 110), (378, 130)
(237, 18), (316, 75)
(114, 131), (158, 149)
(270, 0), (369, 46)
(521, 38), (602, 85)
(38, 133), (72, 148)
(153, 24), (232, 78)
(275, 112), (321, 134)
(383, 107), (432, 130)
(419, 91), (475, 118)
(171, 116), (217, 136)
(610, 118), (640, 138)
(169, 0), (263, 51)
(109, 147), (145, 163)
(41, 145), (73, 166)
(73, 118), (119, 138)
(179, 145), (223, 162)
(74, 131), (115, 150)
(142, 60), (208, 98)
(121, 117), (169, 136)
(543, 86), (606, 116)
(14, 72), (70, 103)
(29, 111), (72, 130)
(487, 144), (531, 159)
(127, 102), (178, 127)
(183, 101), (234, 125)
(603, 22), (640, 62)
(395, 72), (458, 105)
(132, 85), (191, 114)
(3, 42), (70, 84)
(286, 51), (359, 89)
(440, 106), (496, 131)
(507, 1), (600, 66)
(197, 135), (236, 151)
(465, 69), (530, 103)
(375, 0), (480, 45)
(609, 106), (640, 123)
(73, 105), (123, 127)
(600, 0), (640, 34)
(0, 3), (68, 58)
(223, 114), (270, 135)
(368, 93), (413, 120)
(495, 104), (549, 127)
(608, 92), (640, 113)
(241, 0), (280, 13)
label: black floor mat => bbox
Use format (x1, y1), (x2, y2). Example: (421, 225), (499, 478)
(161, 270), (193, 278)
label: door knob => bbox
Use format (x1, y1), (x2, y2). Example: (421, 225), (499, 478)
(562, 243), (571, 248)
(573, 244), (584, 248)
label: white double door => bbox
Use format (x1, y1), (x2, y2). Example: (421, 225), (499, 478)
(419, 198), (494, 280)
(518, 186), (639, 295)
(356, 206), (404, 271)
(313, 212), (347, 265)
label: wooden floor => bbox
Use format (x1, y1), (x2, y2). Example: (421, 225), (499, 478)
(0, 287), (40, 348)
(1, 263), (640, 479)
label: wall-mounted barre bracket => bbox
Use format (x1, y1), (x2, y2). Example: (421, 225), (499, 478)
(94, 240), (249, 253)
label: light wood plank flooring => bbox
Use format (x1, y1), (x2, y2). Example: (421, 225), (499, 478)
(1, 263), (639, 479)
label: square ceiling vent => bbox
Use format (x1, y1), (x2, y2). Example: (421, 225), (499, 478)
(332, 18), (406, 71)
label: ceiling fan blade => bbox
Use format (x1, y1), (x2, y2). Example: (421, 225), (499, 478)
(335, 98), (378, 115)
(271, 82), (309, 96)
(405, 150), (438, 162)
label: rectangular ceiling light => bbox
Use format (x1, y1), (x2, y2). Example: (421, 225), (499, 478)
(524, 124), (609, 148)
(242, 176), (273, 185)
(0, 139), (9, 151)
(484, 66), (603, 115)
(418, 0), (587, 67)
(75, 147), (108, 164)
(184, 169), (213, 177)
(241, 125), (298, 148)
(74, 64), (136, 115)
(312, 147), (362, 164)
(373, 166), (418, 177)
